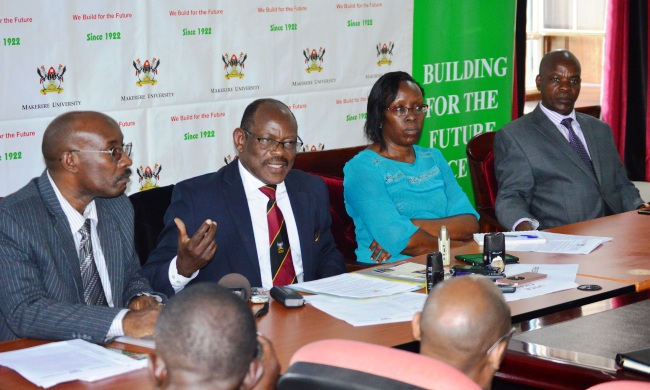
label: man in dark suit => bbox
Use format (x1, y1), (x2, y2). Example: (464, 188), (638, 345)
(0, 111), (163, 343)
(143, 99), (345, 296)
(494, 50), (647, 230)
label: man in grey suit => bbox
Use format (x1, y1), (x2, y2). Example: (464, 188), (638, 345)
(0, 111), (163, 344)
(494, 50), (648, 231)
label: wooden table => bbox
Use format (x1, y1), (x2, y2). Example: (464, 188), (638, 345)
(0, 211), (647, 389)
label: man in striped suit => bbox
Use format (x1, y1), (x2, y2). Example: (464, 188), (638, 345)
(0, 111), (164, 344)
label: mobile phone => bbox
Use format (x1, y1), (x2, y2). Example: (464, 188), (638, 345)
(451, 265), (503, 276)
(638, 209), (650, 215)
(270, 286), (304, 308)
(455, 253), (520, 265)
(250, 287), (269, 304)
(496, 272), (547, 286)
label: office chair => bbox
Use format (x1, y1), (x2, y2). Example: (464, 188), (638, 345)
(466, 131), (506, 232)
(128, 185), (174, 265)
(278, 339), (481, 390)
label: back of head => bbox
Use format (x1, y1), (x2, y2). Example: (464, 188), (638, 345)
(155, 283), (257, 389)
(418, 275), (511, 372)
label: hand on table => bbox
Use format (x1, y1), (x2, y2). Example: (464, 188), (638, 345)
(128, 295), (161, 311)
(122, 306), (161, 338)
(369, 240), (392, 263)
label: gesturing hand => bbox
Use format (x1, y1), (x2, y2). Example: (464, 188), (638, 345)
(175, 217), (217, 277)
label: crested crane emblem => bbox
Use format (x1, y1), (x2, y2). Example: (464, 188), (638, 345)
(37, 64), (66, 94)
(303, 47), (325, 73)
(222, 52), (247, 79)
(376, 42), (394, 66)
(133, 58), (160, 86)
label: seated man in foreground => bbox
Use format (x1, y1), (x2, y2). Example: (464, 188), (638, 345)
(412, 275), (513, 389)
(0, 111), (163, 343)
(143, 99), (345, 295)
(494, 49), (647, 231)
(151, 283), (279, 390)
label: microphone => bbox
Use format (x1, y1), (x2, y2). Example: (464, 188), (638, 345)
(217, 273), (251, 302)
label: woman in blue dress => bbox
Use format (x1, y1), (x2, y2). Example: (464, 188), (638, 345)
(344, 71), (479, 263)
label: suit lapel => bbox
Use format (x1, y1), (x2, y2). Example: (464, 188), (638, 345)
(285, 173), (313, 279)
(223, 162), (262, 278)
(95, 200), (123, 305)
(37, 172), (85, 302)
(532, 107), (599, 185)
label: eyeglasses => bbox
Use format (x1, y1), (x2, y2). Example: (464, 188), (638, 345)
(386, 105), (429, 117)
(242, 128), (303, 152)
(69, 143), (132, 162)
(486, 327), (516, 355)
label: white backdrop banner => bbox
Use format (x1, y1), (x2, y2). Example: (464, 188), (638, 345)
(0, 1), (413, 196)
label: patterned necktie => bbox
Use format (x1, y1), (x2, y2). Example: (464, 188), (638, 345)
(259, 185), (296, 286)
(561, 118), (596, 176)
(78, 219), (107, 306)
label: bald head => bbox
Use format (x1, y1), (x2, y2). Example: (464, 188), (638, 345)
(154, 283), (257, 389)
(539, 49), (581, 76)
(414, 275), (511, 387)
(42, 111), (120, 170)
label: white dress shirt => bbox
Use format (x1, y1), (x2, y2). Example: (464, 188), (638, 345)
(168, 160), (304, 291)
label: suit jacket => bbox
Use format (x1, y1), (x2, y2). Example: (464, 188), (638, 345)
(0, 171), (162, 343)
(494, 105), (643, 230)
(142, 161), (345, 296)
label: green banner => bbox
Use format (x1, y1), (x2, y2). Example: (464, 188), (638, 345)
(413, 0), (516, 205)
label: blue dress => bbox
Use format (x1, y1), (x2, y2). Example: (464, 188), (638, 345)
(343, 145), (478, 263)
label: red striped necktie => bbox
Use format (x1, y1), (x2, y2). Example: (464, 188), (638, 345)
(259, 185), (296, 286)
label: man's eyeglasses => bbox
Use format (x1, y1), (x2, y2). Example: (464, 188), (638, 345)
(486, 327), (516, 355)
(386, 105), (429, 117)
(242, 128), (303, 152)
(69, 143), (132, 162)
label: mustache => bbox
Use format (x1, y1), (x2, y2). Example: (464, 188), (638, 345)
(121, 168), (132, 179)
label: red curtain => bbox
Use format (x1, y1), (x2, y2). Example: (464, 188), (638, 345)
(602, 0), (650, 181)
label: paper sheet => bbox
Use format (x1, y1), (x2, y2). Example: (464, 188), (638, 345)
(506, 232), (612, 254)
(288, 273), (420, 298)
(0, 339), (148, 388)
(500, 263), (579, 302)
(305, 292), (428, 326)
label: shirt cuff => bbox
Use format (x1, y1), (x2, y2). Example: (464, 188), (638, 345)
(107, 309), (129, 339)
(169, 256), (199, 293)
(512, 218), (540, 231)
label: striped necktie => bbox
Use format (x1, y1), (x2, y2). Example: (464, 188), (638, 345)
(259, 185), (296, 286)
(78, 219), (107, 305)
(561, 118), (596, 176)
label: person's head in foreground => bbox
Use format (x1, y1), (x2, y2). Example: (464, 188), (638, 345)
(151, 283), (279, 390)
(412, 275), (513, 389)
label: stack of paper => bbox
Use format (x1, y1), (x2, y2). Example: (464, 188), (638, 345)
(474, 231), (547, 246)
(0, 339), (148, 388)
(474, 232), (612, 254)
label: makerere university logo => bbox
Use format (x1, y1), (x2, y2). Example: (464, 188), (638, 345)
(37, 64), (66, 94)
(377, 42), (394, 66)
(222, 52), (247, 79)
(137, 164), (162, 191)
(133, 58), (160, 86)
(303, 47), (325, 73)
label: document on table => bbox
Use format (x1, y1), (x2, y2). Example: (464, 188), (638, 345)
(500, 263), (579, 302)
(475, 231), (547, 245)
(0, 339), (148, 388)
(305, 292), (428, 326)
(288, 273), (420, 298)
(504, 232), (611, 254)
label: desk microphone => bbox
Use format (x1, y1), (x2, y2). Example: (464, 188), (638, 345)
(218, 273), (251, 302)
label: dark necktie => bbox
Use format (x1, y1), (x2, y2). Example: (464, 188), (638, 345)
(561, 118), (596, 176)
(259, 185), (296, 286)
(78, 219), (107, 306)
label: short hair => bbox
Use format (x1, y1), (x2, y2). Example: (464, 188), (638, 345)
(365, 71), (424, 150)
(155, 283), (257, 386)
(240, 98), (296, 133)
(41, 111), (118, 169)
(538, 49), (581, 76)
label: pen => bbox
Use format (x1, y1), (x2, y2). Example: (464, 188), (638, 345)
(503, 234), (539, 239)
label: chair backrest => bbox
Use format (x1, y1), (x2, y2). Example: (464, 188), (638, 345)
(128, 185), (174, 265)
(281, 339), (481, 390)
(466, 131), (505, 232)
(587, 380), (650, 389)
